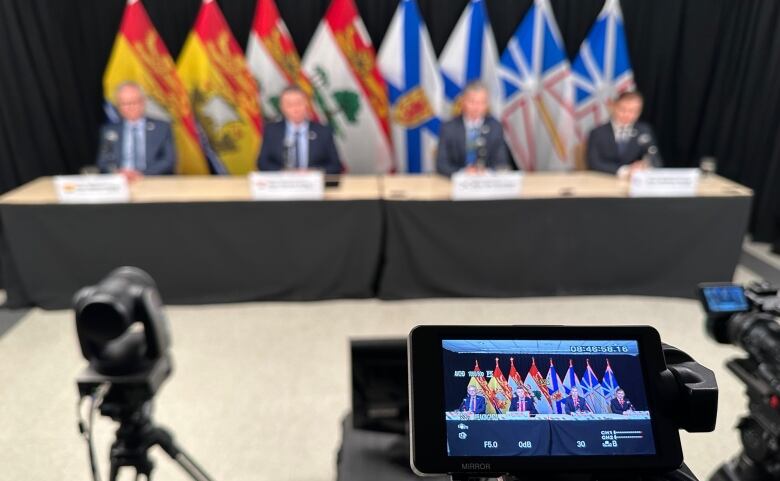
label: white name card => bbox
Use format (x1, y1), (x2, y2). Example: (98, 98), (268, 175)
(629, 169), (701, 197)
(248, 171), (324, 201)
(451, 172), (523, 200)
(54, 175), (130, 204)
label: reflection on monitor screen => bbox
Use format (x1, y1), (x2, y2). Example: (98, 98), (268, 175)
(442, 340), (655, 457)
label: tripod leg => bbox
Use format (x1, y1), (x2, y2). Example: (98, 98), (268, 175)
(149, 426), (214, 481)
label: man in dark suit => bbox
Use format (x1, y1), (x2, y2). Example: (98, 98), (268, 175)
(610, 388), (635, 415)
(508, 386), (538, 415)
(586, 91), (662, 177)
(564, 387), (593, 415)
(96, 82), (176, 179)
(257, 86), (342, 174)
(458, 385), (487, 414)
(436, 82), (511, 176)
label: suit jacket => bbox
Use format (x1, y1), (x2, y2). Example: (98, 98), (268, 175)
(610, 398), (634, 414)
(586, 121), (662, 174)
(257, 120), (342, 174)
(508, 395), (538, 415)
(458, 395), (487, 414)
(436, 116), (511, 176)
(96, 118), (176, 175)
(564, 396), (592, 415)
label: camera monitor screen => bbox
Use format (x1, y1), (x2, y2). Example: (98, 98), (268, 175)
(700, 285), (749, 313)
(442, 339), (654, 457)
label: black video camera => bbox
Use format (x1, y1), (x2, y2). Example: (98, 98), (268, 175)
(408, 325), (718, 481)
(699, 281), (780, 481)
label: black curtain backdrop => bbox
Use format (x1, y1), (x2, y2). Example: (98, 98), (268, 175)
(1, 0), (779, 244)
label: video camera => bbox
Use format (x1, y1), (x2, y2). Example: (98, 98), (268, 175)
(408, 325), (718, 481)
(699, 281), (780, 481)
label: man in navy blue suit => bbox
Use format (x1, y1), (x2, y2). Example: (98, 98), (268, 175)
(564, 387), (593, 415)
(257, 86), (342, 174)
(586, 91), (662, 178)
(508, 385), (538, 415)
(609, 388), (635, 415)
(436, 82), (511, 176)
(97, 82), (176, 179)
(458, 385), (487, 414)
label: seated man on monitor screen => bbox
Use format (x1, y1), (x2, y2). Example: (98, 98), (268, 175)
(436, 81), (511, 176)
(610, 388), (635, 415)
(96, 81), (176, 179)
(564, 387), (593, 415)
(257, 86), (342, 174)
(509, 385), (538, 415)
(586, 90), (662, 178)
(458, 385), (487, 415)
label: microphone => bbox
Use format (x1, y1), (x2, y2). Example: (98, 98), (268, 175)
(102, 130), (120, 172)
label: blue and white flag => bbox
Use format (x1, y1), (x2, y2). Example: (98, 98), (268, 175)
(439, 0), (501, 119)
(601, 359), (620, 402)
(580, 359), (610, 413)
(545, 359), (566, 414)
(378, 0), (442, 173)
(499, 0), (576, 171)
(571, 0), (635, 141)
(562, 359), (583, 397)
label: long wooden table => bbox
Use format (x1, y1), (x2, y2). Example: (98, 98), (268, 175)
(0, 173), (752, 308)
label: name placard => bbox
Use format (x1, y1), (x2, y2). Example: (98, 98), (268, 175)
(54, 175), (130, 204)
(452, 172), (523, 200)
(248, 171), (324, 201)
(629, 169), (700, 197)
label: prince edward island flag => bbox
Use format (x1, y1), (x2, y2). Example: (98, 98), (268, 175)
(302, 0), (393, 173)
(499, 0), (577, 171)
(572, 0), (635, 142)
(378, 0), (442, 173)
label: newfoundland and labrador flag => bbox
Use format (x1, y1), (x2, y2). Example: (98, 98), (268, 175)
(499, 0), (577, 171)
(103, 0), (208, 174)
(601, 359), (621, 403)
(571, 0), (635, 141)
(439, 0), (502, 119)
(581, 359), (610, 413)
(246, 0), (321, 122)
(302, 0), (393, 173)
(177, 0), (263, 175)
(378, 0), (442, 173)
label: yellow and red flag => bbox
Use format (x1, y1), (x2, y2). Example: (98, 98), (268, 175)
(177, 0), (263, 175)
(103, 0), (208, 174)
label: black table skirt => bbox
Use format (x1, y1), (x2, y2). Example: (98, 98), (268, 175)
(0, 196), (752, 309)
(378, 197), (752, 299)
(0, 201), (383, 309)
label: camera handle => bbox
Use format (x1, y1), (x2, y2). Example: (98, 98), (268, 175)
(449, 463), (699, 481)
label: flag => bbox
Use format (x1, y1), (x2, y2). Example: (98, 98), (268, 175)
(523, 357), (553, 414)
(488, 358), (512, 413)
(601, 358), (620, 403)
(439, 0), (502, 118)
(378, 0), (442, 173)
(580, 359), (610, 413)
(177, 0), (263, 175)
(507, 356), (523, 392)
(302, 0), (393, 173)
(103, 0), (208, 174)
(470, 360), (502, 414)
(571, 0), (635, 141)
(246, 0), (321, 122)
(545, 358), (566, 414)
(562, 359), (584, 398)
(498, 0), (577, 171)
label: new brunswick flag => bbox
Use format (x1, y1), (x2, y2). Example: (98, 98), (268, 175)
(177, 0), (263, 174)
(246, 0), (321, 121)
(103, 0), (208, 174)
(302, 0), (393, 173)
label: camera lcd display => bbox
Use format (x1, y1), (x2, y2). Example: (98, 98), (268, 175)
(442, 339), (655, 457)
(701, 285), (749, 313)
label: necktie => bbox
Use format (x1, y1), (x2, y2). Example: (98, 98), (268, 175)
(466, 126), (479, 166)
(520, 399), (525, 412)
(295, 129), (303, 168)
(617, 128), (629, 155)
(133, 124), (145, 171)
(470, 396), (476, 412)
(574, 398), (579, 410)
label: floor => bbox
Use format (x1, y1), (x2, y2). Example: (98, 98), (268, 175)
(0, 242), (777, 481)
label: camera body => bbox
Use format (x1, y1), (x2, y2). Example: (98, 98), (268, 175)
(408, 325), (717, 480)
